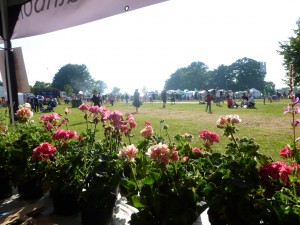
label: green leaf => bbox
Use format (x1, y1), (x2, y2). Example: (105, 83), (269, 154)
(141, 172), (160, 185)
(141, 176), (155, 185)
(132, 195), (146, 208)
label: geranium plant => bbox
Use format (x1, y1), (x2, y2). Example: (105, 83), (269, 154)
(6, 104), (50, 187)
(257, 65), (300, 224)
(35, 104), (138, 220)
(119, 120), (206, 225)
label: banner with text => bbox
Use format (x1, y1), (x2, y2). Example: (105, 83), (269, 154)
(8, 0), (168, 41)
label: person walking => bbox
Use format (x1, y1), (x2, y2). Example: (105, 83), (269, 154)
(215, 88), (221, 106)
(205, 91), (213, 113)
(125, 93), (129, 105)
(133, 89), (141, 113)
(161, 89), (167, 108)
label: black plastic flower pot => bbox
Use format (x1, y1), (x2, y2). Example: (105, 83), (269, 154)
(81, 207), (114, 225)
(0, 172), (12, 200)
(17, 175), (44, 200)
(51, 189), (80, 216)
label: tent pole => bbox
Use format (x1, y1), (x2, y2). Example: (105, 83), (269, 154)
(0, 0), (16, 124)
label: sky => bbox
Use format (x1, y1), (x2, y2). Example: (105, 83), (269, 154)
(3, 0), (300, 95)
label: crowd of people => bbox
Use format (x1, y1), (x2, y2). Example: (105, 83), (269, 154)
(28, 95), (58, 113)
(1, 87), (287, 117)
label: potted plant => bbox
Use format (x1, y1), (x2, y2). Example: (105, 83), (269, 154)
(257, 92), (300, 224)
(194, 111), (300, 225)
(36, 104), (137, 224)
(76, 104), (137, 225)
(0, 109), (12, 200)
(197, 115), (270, 225)
(3, 104), (51, 200)
(119, 120), (206, 225)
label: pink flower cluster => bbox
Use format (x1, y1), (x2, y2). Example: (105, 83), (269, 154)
(198, 129), (219, 144)
(259, 161), (299, 185)
(79, 103), (137, 137)
(284, 105), (300, 114)
(118, 144), (139, 162)
(106, 111), (137, 133)
(216, 115), (242, 128)
(78, 103), (91, 112)
(140, 121), (154, 138)
(79, 103), (108, 118)
(32, 142), (56, 161)
(40, 113), (63, 130)
(146, 143), (179, 165)
(52, 128), (81, 142)
(15, 107), (33, 122)
(279, 145), (292, 158)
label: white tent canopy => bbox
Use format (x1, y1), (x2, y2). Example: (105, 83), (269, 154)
(250, 88), (262, 98)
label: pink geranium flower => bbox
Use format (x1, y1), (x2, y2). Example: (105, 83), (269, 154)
(118, 144), (139, 162)
(52, 128), (81, 142)
(259, 161), (293, 185)
(216, 115), (241, 127)
(15, 107), (33, 122)
(64, 108), (71, 115)
(32, 142), (56, 161)
(170, 146), (179, 162)
(192, 147), (202, 154)
(198, 129), (219, 144)
(146, 143), (178, 165)
(127, 114), (137, 128)
(78, 103), (90, 111)
(40, 113), (61, 123)
(279, 145), (292, 158)
(140, 122), (154, 138)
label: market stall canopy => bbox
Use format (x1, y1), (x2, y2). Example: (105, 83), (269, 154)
(2, 0), (169, 42)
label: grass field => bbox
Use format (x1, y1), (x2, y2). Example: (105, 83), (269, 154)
(1, 98), (294, 160)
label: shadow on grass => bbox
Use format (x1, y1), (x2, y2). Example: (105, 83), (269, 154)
(69, 121), (86, 126)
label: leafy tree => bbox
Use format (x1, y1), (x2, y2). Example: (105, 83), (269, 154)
(33, 81), (51, 89)
(164, 61), (209, 90)
(278, 18), (300, 85)
(52, 64), (93, 94)
(210, 64), (230, 90)
(141, 87), (148, 96)
(111, 87), (121, 95)
(64, 84), (73, 96)
(90, 80), (107, 95)
(31, 81), (51, 93)
(264, 81), (276, 95)
(227, 58), (264, 91)
(164, 69), (185, 90)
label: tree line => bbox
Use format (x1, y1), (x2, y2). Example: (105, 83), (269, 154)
(164, 58), (271, 92)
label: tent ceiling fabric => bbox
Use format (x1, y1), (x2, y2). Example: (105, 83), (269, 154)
(7, 0), (168, 42)
(7, 0), (31, 7)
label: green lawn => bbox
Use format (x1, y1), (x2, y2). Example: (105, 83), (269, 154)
(2, 98), (294, 160)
